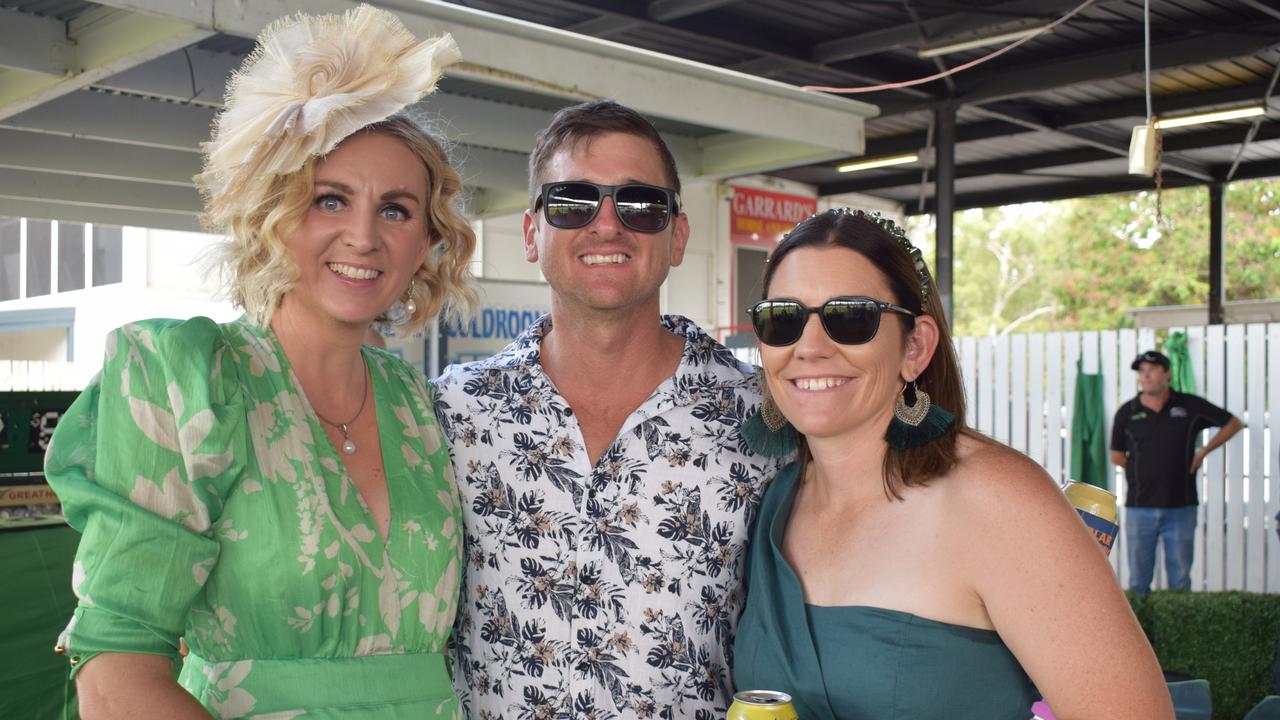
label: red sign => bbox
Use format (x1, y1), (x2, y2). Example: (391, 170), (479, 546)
(729, 186), (817, 248)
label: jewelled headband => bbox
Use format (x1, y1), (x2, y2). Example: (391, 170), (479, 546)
(776, 207), (933, 312)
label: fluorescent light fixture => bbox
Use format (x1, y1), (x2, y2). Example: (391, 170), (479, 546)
(1154, 106), (1266, 129)
(917, 25), (1049, 58)
(837, 153), (919, 173)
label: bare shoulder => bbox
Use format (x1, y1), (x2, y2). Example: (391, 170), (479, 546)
(943, 432), (1066, 521)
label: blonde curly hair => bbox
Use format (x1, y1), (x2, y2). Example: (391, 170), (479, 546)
(207, 114), (475, 332)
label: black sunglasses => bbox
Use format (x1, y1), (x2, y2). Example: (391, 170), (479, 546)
(747, 296), (918, 347)
(536, 181), (680, 233)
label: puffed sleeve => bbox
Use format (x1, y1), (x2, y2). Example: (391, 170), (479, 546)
(45, 318), (246, 674)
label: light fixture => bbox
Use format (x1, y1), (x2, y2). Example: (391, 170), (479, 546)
(1154, 106), (1266, 130)
(917, 25), (1050, 58)
(837, 153), (919, 173)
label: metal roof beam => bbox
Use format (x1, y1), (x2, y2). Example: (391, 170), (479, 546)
(875, 25), (1280, 116)
(564, 15), (640, 37)
(0, 127), (199, 186)
(812, 0), (1087, 65)
(697, 133), (849, 179)
(0, 10), (73, 76)
(1050, 82), (1275, 128)
(865, 119), (1028, 156)
(502, 0), (934, 104)
(648, 0), (738, 23)
(3, 96), (534, 199)
(3, 90), (215, 150)
(0, 198), (204, 233)
(860, 83), (1273, 169)
(951, 25), (1280, 108)
(0, 168), (201, 216)
(89, 0), (874, 155)
(822, 121), (1280, 194)
(907, 157), (1280, 214)
(974, 103), (1215, 182)
(0, 7), (212, 121)
(94, 45), (244, 106)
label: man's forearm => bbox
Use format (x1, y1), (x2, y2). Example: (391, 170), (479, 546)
(1203, 417), (1244, 454)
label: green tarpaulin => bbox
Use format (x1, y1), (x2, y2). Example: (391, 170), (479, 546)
(1070, 360), (1109, 489)
(0, 525), (79, 720)
(1163, 331), (1196, 394)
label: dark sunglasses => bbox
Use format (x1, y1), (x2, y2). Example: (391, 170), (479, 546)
(747, 296), (918, 347)
(536, 181), (680, 233)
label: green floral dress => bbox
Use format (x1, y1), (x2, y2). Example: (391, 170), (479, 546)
(46, 317), (462, 719)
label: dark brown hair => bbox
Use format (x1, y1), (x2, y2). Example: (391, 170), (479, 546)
(761, 208), (969, 498)
(527, 99), (681, 206)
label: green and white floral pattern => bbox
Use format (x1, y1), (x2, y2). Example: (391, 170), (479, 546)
(48, 316), (462, 718)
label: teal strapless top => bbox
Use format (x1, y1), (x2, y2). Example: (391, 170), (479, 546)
(734, 463), (1038, 720)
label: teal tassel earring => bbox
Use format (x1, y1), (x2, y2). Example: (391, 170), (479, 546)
(886, 381), (954, 449)
(741, 367), (798, 458)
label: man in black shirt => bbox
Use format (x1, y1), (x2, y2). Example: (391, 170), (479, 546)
(1110, 350), (1242, 594)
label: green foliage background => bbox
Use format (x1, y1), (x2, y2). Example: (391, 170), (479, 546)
(906, 178), (1280, 336)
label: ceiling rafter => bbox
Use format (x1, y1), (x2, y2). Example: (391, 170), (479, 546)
(911, 156), (1280, 214)
(873, 23), (1280, 115)
(824, 121), (1280, 195)
(811, 0), (1093, 65)
(482, 0), (938, 102)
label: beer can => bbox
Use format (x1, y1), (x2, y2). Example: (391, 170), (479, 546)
(1063, 481), (1119, 555)
(727, 690), (798, 720)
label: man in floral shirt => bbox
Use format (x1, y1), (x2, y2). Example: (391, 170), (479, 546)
(434, 100), (784, 719)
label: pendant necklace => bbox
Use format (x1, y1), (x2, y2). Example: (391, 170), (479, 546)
(313, 361), (369, 455)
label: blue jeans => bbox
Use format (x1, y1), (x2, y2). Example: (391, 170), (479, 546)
(1126, 506), (1198, 594)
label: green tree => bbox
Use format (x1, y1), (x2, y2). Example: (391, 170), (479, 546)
(909, 177), (1280, 334)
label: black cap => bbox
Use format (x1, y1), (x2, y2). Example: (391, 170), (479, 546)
(1131, 350), (1171, 370)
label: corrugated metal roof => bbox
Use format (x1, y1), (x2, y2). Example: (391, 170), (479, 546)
(443, 0), (1280, 212)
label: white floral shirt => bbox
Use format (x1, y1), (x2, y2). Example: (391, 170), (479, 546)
(434, 315), (783, 720)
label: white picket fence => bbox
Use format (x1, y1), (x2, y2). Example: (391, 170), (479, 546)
(0, 359), (94, 391)
(958, 324), (1279, 594)
(9, 323), (1280, 592)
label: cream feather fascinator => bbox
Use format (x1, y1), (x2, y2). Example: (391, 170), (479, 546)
(198, 5), (460, 228)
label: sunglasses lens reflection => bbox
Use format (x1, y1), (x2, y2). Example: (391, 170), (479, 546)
(614, 185), (672, 233)
(544, 183), (602, 229)
(751, 299), (882, 346)
(822, 299), (879, 344)
(543, 182), (674, 232)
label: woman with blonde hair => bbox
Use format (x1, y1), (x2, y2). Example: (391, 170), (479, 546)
(733, 209), (1172, 719)
(45, 7), (473, 718)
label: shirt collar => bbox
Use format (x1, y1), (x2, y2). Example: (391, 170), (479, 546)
(479, 313), (754, 388)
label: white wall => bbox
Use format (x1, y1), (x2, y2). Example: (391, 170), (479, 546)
(0, 327), (67, 360)
(0, 226), (238, 368)
(476, 212), (542, 282)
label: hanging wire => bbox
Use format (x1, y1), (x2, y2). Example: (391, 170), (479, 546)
(1143, 0), (1166, 233)
(802, 0), (1097, 94)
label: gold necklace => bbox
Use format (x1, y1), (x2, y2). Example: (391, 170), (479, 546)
(313, 362), (369, 455)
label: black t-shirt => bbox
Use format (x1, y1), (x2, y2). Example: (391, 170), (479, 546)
(1110, 391), (1234, 507)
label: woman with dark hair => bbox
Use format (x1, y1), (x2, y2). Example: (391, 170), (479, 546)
(733, 209), (1171, 719)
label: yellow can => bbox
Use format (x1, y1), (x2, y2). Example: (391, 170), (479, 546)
(727, 690), (798, 720)
(1063, 481), (1119, 555)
